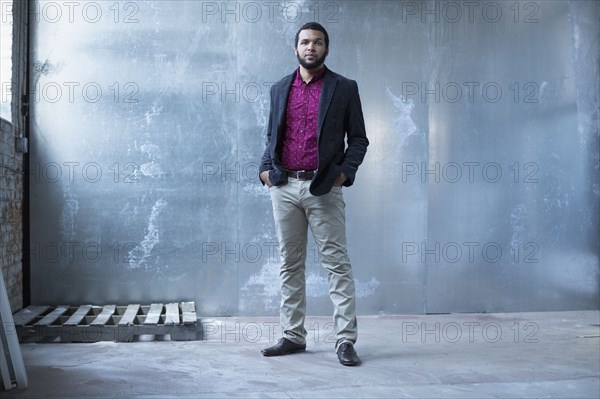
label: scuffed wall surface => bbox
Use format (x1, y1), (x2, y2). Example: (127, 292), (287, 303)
(28, 1), (599, 315)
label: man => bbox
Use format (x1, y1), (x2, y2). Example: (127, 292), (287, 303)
(259, 22), (369, 366)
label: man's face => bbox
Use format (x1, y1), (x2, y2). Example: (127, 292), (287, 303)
(295, 29), (328, 70)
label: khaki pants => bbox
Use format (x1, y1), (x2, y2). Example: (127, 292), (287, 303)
(269, 177), (357, 348)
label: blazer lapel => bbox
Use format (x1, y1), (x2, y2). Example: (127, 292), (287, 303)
(276, 72), (296, 141)
(317, 70), (337, 140)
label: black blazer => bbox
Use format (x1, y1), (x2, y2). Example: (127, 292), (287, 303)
(259, 67), (369, 196)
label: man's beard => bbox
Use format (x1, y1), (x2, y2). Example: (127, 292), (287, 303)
(297, 51), (327, 70)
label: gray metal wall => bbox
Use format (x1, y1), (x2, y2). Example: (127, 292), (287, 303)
(28, 0), (599, 315)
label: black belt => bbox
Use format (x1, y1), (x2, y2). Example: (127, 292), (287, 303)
(286, 170), (316, 180)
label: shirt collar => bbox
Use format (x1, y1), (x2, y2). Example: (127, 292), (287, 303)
(294, 65), (327, 85)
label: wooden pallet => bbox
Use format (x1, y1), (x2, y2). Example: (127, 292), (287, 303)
(12, 302), (200, 343)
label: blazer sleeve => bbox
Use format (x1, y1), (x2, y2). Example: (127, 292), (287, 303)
(340, 80), (369, 186)
(259, 85), (276, 182)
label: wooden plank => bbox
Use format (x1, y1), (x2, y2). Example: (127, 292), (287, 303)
(0, 327), (14, 390)
(12, 305), (49, 326)
(0, 267), (27, 388)
(64, 305), (92, 326)
(143, 303), (163, 325)
(164, 303), (180, 325)
(34, 306), (70, 326)
(91, 305), (116, 326)
(118, 304), (140, 326)
(181, 302), (196, 324)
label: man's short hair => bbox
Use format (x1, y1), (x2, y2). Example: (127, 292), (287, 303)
(294, 22), (329, 49)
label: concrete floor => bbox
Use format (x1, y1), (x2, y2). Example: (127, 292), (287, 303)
(3, 311), (599, 398)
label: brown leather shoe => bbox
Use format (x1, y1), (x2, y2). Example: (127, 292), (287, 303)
(261, 338), (306, 357)
(337, 342), (361, 366)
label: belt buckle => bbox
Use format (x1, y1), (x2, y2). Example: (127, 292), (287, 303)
(297, 170), (308, 180)
(288, 170), (313, 180)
